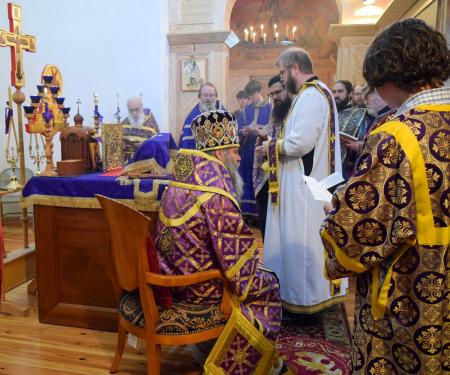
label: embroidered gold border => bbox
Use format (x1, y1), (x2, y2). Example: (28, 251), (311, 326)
(170, 181), (240, 211)
(282, 293), (348, 314)
(124, 158), (174, 174)
(416, 104), (450, 111)
(158, 192), (214, 227)
(198, 144), (239, 152)
(321, 229), (368, 273)
(276, 139), (284, 155)
(178, 148), (228, 170)
(20, 195), (158, 212)
(240, 272), (256, 301)
(121, 124), (157, 134)
(204, 309), (276, 375)
(267, 139), (281, 206)
(370, 241), (414, 319)
(21, 179), (166, 212)
(371, 117), (449, 245)
(304, 81), (336, 175)
(225, 242), (258, 279)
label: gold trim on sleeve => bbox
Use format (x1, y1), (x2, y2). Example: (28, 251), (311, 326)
(371, 119), (449, 245)
(321, 229), (369, 273)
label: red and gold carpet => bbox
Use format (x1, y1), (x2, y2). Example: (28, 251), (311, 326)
(277, 304), (352, 374)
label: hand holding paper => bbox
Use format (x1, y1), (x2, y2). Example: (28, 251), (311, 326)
(303, 172), (344, 203)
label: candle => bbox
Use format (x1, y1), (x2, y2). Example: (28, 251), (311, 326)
(275, 31), (279, 42)
(252, 32), (256, 43)
(244, 28), (249, 42)
(250, 26), (254, 41)
(263, 32), (267, 44)
(260, 24), (264, 33)
(292, 26), (297, 41)
(274, 23), (278, 33)
(43, 87), (49, 103)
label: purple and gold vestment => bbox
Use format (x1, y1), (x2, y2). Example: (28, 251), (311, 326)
(156, 149), (282, 342)
(321, 103), (450, 374)
(121, 114), (159, 164)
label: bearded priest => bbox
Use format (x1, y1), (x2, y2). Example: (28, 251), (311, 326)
(156, 110), (285, 374)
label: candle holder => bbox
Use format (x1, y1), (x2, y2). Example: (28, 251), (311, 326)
(24, 66), (69, 176)
(42, 75), (53, 84)
(241, 23), (297, 48)
(50, 86), (60, 96)
(5, 147), (21, 190)
(93, 94), (103, 135)
(37, 102), (58, 176)
(29, 134), (45, 175)
(4, 88), (22, 190)
(30, 95), (41, 104)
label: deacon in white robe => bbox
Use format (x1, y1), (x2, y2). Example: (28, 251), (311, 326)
(262, 47), (348, 313)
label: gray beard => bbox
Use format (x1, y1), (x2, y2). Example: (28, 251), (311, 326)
(200, 101), (214, 112)
(225, 161), (244, 201)
(366, 107), (378, 116)
(128, 113), (145, 127)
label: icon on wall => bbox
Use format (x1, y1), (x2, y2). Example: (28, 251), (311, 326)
(180, 57), (208, 92)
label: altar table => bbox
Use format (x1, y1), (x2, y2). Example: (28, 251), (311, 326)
(22, 173), (169, 331)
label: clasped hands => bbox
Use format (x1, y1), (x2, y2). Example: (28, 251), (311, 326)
(255, 137), (271, 159)
(241, 126), (266, 137)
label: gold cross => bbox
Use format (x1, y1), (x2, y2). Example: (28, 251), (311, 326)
(0, 3), (36, 88)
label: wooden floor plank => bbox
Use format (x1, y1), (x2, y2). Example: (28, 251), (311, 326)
(0, 218), (354, 374)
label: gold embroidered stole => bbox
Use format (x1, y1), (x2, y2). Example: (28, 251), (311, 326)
(267, 81), (337, 205)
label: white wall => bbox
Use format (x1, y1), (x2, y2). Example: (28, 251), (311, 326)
(0, 0), (168, 172)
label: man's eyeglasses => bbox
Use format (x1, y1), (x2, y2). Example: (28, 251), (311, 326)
(279, 64), (294, 76)
(269, 89), (285, 97)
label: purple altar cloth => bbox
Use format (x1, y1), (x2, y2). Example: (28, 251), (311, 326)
(21, 172), (169, 211)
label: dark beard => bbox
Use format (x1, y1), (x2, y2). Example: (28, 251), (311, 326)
(286, 73), (297, 95)
(336, 98), (350, 111)
(272, 97), (292, 123)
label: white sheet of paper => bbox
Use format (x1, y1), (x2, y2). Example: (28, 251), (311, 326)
(320, 171), (344, 190)
(303, 175), (333, 202)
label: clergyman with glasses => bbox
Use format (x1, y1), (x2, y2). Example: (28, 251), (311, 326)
(262, 47), (347, 316)
(178, 82), (225, 149)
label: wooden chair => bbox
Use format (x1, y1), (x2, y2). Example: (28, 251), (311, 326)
(96, 195), (233, 375)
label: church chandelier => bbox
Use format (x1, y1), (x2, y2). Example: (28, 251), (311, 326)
(242, 23), (297, 47)
(239, 0), (297, 48)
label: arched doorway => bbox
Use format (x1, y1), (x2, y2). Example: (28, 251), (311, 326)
(227, 0), (339, 111)
(167, 0), (340, 140)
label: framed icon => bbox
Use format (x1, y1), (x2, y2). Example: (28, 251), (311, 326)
(180, 57), (208, 92)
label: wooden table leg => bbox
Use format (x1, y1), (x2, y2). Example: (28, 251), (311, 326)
(27, 277), (37, 295)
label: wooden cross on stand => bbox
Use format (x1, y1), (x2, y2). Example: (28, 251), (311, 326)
(0, 3), (36, 88)
(0, 3), (36, 318)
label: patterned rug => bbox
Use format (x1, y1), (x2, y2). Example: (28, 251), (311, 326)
(277, 304), (352, 375)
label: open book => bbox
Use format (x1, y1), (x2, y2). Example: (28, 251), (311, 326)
(303, 172), (344, 202)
